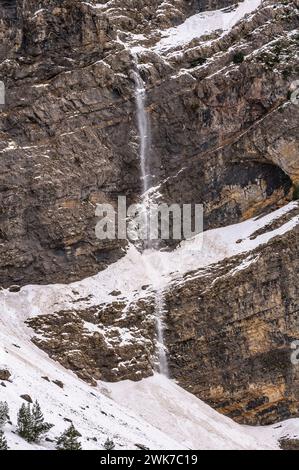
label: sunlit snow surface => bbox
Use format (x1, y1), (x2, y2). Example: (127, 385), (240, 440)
(1, 317), (298, 450)
(154, 0), (262, 52)
(1, 202), (298, 319)
(0, 328), (298, 450)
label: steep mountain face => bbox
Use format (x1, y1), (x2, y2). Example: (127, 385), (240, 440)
(166, 221), (299, 425)
(0, 0), (298, 286)
(0, 0), (298, 433)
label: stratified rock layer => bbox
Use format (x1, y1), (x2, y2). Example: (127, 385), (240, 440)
(27, 298), (156, 385)
(165, 223), (299, 425)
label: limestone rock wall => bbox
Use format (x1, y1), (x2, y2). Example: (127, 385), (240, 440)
(165, 223), (299, 425)
(0, 0), (298, 286)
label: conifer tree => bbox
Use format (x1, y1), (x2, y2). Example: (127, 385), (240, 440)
(56, 424), (82, 450)
(0, 402), (9, 429)
(17, 401), (53, 443)
(0, 430), (8, 450)
(104, 437), (115, 450)
(31, 401), (53, 442)
(17, 403), (34, 442)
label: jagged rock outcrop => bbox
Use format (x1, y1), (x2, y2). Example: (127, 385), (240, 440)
(0, 0), (134, 286)
(96, 0), (237, 34)
(27, 295), (157, 385)
(165, 220), (299, 425)
(280, 438), (299, 450)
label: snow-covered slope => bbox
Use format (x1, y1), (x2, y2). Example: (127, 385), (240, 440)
(1, 203), (299, 450)
(1, 0), (298, 451)
(1, 307), (298, 450)
(1, 202), (298, 320)
(154, 0), (262, 52)
(0, 317), (181, 450)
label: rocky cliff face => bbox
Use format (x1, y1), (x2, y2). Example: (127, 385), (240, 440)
(165, 220), (299, 425)
(0, 0), (298, 286)
(27, 296), (157, 385)
(0, 0), (299, 426)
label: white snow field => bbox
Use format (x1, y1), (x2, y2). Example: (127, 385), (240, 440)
(154, 0), (263, 52)
(0, 202), (298, 450)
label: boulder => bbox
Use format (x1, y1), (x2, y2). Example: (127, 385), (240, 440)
(20, 394), (33, 403)
(0, 369), (11, 381)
